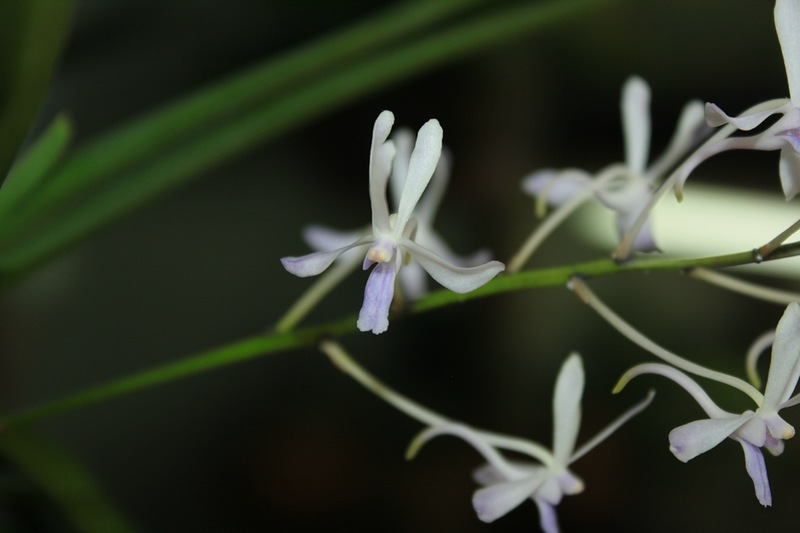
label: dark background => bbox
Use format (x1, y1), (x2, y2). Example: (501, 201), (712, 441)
(1, 1), (797, 531)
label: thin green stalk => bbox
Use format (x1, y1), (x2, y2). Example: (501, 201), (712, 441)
(0, 314), (357, 428)
(1, 241), (798, 430)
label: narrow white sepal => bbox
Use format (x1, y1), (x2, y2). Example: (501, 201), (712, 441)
(369, 111), (396, 234)
(472, 475), (547, 523)
(763, 302), (800, 407)
(401, 239), (504, 293)
(281, 236), (373, 277)
(668, 416), (751, 462)
(394, 119), (443, 233)
(622, 76), (651, 174)
(776, 0), (800, 105)
(551, 354), (583, 465)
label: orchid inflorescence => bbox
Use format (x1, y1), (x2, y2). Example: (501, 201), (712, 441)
(281, 1), (800, 530)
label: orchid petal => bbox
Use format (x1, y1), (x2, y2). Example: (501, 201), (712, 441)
(394, 119), (443, 233)
(389, 128), (414, 207)
(776, 0), (800, 105)
(646, 99), (706, 179)
(705, 103), (778, 131)
(536, 476), (565, 506)
(303, 225), (368, 252)
(415, 148), (452, 224)
(356, 262), (397, 334)
(764, 432), (786, 456)
(397, 263), (428, 301)
(473, 462), (545, 487)
(615, 208), (658, 253)
(369, 111), (396, 234)
(281, 235), (373, 277)
(521, 169), (592, 207)
(735, 414), (770, 447)
(552, 354), (583, 464)
(781, 391), (800, 409)
(533, 498), (560, 533)
(736, 437), (772, 506)
(414, 225), (492, 268)
(668, 415), (751, 462)
(763, 302), (800, 407)
(761, 411), (795, 441)
(622, 76), (651, 174)
(472, 475), (548, 523)
(778, 147), (800, 199)
(401, 238), (504, 293)
(594, 173), (649, 211)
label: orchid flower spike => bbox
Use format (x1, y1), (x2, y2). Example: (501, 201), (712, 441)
(519, 76), (705, 259)
(407, 354), (653, 531)
(668, 0), (800, 201)
(614, 302), (800, 506)
(281, 111), (504, 334)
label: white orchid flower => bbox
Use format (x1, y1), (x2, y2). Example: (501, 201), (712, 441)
(407, 354), (653, 532)
(281, 110), (504, 334)
(614, 302), (800, 506)
(299, 126), (493, 302)
(520, 76), (705, 255)
(669, 0), (800, 201)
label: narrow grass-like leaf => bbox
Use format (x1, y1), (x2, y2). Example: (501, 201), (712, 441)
(0, 429), (136, 533)
(0, 0), (75, 177)
(0, 0), (618, 280)
(0, 0), (489, 242)
(0, 115), (71, 217)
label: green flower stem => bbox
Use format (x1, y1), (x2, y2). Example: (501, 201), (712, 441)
(0, 0), (618, 282)
(758, 217), (800, 258)
(414, 242), (800, 313)
(0, 314), (358, 429)
(0, 0), (489, 240)
(2, 242), (798, 430)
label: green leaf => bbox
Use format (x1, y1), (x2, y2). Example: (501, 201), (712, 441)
(0, 429), (136, 533)
(0, 0), (618, 281)
(0, 0), (75, 177)
(0, 0), (489, 243)
(0, 115), (71, 218)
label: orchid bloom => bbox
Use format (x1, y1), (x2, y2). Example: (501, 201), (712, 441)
(407, 354), (653, 532)
(301, 126), (492, 301)
(670, 0), (800, 201)
(521, 76), (705, 253)
(281, 111), (504, 334)
(614, 302), (800, 506)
